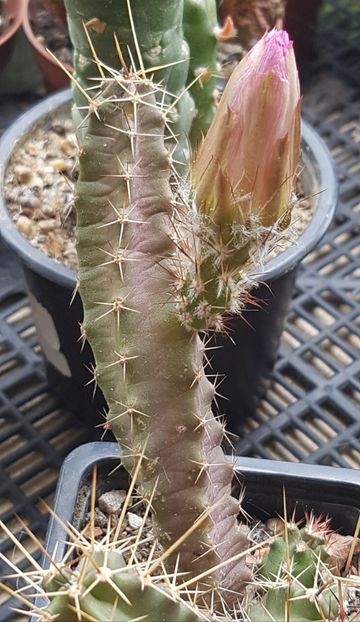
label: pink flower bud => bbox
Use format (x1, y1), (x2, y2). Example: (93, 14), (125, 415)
(192, 29), (301, 228)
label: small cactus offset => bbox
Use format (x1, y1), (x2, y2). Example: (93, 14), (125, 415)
(247, 516), (343, 622)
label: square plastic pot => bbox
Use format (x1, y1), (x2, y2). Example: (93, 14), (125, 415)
(22, 441), (359, 621)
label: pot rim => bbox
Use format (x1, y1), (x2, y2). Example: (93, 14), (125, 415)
(46, 440), (360, 563)
(0, 88), (338, 290)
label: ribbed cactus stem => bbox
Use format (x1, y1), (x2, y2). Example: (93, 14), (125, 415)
(46, 549), (207, 621)
(75, 76), (249, 604)
(248, 522), (341, 622)
(183, 0), (218, 145)
(178, 216), (257, 331)
(64, 0), (194, 163)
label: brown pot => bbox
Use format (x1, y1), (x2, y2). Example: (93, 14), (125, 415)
(217, 0), (323, 82)
(22, 0), (71, 92)
(0, 0), (24, 70)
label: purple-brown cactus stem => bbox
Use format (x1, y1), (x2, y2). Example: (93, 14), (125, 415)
(75, 75), (250, 611)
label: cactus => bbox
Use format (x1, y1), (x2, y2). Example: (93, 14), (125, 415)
(2, 17), (306, 622)
(45, 549), (210, 621)
(183, 0), (219, 145)
(37, 23), (300, 618)
(247, 518), (342, 621)
(0, 476), (221, 621)
(63, 0), (220, 165)
(70, 24), (300, 613)
(74, 74), (251, 606)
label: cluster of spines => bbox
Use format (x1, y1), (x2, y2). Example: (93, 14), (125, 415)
(247, 516), (343, 622)
(169, 189), (290, 332)
(0, 466), (228, 621)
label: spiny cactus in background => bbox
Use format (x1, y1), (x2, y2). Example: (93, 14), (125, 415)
(247, 516), (343, 622)
(63, 0), (222, 163)
(183, 0), (219, 145)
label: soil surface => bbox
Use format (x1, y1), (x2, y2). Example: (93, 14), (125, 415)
(5, 115), (78, 269)
(31, 2), (72, 66)
(4, 112), (313, 272)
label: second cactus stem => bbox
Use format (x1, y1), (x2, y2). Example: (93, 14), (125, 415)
(247, 520), (341, 622)
(64, 0), (194, 163)
(183, 0), (219, 146)
(75, 75), (250, 606)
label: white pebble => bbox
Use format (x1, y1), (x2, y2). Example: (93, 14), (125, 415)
(127, 512), (143, 529)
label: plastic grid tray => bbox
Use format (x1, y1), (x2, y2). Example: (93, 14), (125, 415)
(1, 2), (360, 619)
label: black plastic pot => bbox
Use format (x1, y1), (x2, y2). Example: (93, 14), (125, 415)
(45, 441), (360, 565)
(23, 441), (359, 620)
(0, 90), (338, 430)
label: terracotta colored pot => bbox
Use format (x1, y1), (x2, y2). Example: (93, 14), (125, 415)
(22, 0), (71, 92)
(0, 0), (24, 70)
(217, 0), (323, 82)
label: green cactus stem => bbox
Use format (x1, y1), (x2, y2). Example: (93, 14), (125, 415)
(177, 212), (259, 332)
(64, 0), (194, 164)
(75, 75), (250, 606)
(183, 0), (219, 146)
(45, 549), (209, 621)
(247, 522), (341, 622)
